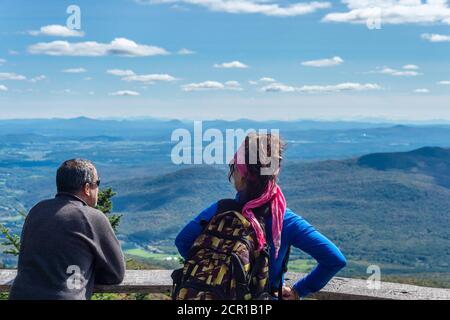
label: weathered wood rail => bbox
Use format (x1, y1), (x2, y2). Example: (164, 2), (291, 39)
(1, 269), (449, 300)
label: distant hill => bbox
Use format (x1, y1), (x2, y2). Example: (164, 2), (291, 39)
(113, 165), (233, 213)
(111, 147), (450, 285)
(357, 146), (450, 188)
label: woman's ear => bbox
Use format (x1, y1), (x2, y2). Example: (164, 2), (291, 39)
(238, 175), (247, 191)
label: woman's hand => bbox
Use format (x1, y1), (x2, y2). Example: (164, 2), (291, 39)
(274, 286), (300, 300)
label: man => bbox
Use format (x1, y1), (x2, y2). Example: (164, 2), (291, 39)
(9, 159), (125, 300)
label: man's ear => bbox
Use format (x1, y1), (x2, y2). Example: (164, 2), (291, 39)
(83, 183), (91, 196)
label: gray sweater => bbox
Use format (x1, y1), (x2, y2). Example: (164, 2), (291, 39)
(9, 193), (125, 300)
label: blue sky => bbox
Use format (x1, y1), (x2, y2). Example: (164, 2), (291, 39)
(0, 0), (450, 121)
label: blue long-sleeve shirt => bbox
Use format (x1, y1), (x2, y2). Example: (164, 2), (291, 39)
(175, 194), (346, 298)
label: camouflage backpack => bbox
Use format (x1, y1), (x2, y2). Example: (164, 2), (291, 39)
(171, 199), (274, 300)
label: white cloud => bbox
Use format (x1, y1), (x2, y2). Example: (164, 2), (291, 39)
(438, 80), (450, 85)
(261, 82), (297, 92)
(421, 33), (450, 42)
(0, 85), (8, 92)
(28, 38), (169, 57)
(374, 66), (421, 76)
(107, 69), (178, 84)
(62, 67), (87, 73)
(28, 25), (85, 37)
(300, 82), (381, 93)
(323, 0), (450, 25)
(301, 56), (344, 67)
(402, 64), (419, 70)
(213, 60), (249, 68)
(30, 75), (46, 83)
(177, 48), (196, 55)
(0, 72), (27, 81)
(261, 81), (381, 93)
(414, 88), (430, 93)
(249, 77), (276, 85)
(171, 4), (191, 11)
(123, 74), (178, 83)
(0, 58), (6, 66)
(224, 80), (243, 90)
(182, 80), (243, 91)
(51, 89), (75, 95)
(109, 90), (141, 96)
(182, 81), (224, 91)
(259, 77), (276, 82)
(137, 0), (331, 17)
(107, 69), (136, 76)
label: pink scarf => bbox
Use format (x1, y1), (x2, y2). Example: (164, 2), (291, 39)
(233, 142), (286, 259)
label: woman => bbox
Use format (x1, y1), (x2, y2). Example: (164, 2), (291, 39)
(175, 133), (346, 299)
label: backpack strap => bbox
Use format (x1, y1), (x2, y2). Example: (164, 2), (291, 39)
(198, 199), (242, 230)
(171, 268), (184, 300)
(282, 246), (291, 274)
(277, 245), (291, 300)
(217, 198), (244, 214)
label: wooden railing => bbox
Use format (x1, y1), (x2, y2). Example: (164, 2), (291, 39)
(1, 269), (449, 300)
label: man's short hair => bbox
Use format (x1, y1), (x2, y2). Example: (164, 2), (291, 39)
(56, 159), (96, 193)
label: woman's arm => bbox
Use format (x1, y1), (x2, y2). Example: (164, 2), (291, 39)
(286, 209), (347, 298)
(175, 201), (218, 259)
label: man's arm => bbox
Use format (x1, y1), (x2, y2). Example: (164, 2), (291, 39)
(88, 210), (126, 285)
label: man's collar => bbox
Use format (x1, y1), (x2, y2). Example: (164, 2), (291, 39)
(55, 192), (88, 206)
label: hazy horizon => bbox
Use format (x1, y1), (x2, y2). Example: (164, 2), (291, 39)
(2, 115), (450, 126)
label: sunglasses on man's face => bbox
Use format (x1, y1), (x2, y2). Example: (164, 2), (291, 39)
(89, 179), (100, 188)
